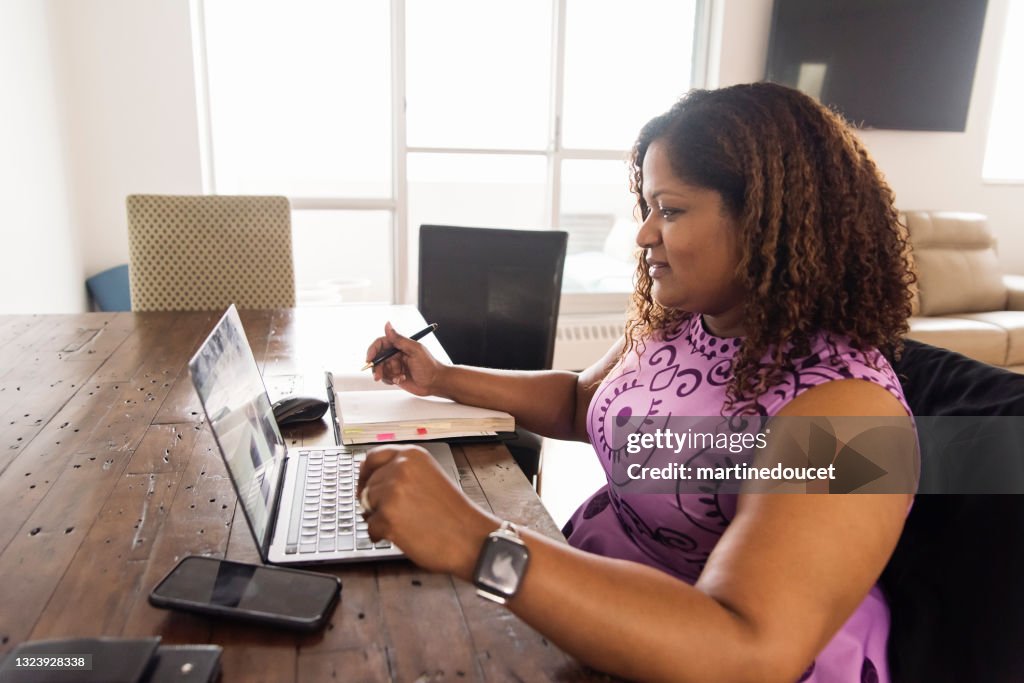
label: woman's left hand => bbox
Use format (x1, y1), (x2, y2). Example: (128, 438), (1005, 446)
(357, 444), (498, 579)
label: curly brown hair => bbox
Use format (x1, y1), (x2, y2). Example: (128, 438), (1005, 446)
(625, 82), (915, 413)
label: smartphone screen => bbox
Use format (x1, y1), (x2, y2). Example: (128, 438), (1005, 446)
(150, 556), (341, 630)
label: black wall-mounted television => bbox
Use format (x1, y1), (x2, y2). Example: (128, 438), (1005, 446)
(764, 0), (989, 132)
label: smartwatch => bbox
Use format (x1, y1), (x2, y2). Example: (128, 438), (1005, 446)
(472, 520), (530, 604)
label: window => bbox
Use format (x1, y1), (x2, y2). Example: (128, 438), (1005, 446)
(202, 2), (392, 198)
(196, 0), (708, 308)
(983, 0), (1024, 182)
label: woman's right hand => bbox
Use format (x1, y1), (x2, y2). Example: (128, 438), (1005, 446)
(365, 322), (446, 396)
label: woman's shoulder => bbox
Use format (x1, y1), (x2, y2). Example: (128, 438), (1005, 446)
(801, 330), (892, 375)
(776, 330), (908, 411)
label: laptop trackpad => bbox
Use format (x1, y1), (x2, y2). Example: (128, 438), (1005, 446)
(416, 442), (461, 486)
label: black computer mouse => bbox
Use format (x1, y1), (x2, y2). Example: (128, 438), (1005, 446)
(272, 395), (329, 427)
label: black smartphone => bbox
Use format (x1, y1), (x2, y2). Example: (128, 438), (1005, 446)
(149, 555), (341, 631)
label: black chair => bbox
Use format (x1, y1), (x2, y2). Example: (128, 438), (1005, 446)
(418, 225), (569, 486)
(881, 339), (1024, 682)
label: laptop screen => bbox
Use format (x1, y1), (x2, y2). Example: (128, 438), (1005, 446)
(189, 305), (286, 552)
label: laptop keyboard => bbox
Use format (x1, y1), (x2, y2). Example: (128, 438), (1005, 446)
(285, 449), (393, 555)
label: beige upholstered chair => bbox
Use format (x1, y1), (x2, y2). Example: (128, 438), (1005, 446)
(126, 195), (296, 311)
(904, 211), (1024, 371)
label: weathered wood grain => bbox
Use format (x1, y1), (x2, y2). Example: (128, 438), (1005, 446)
(377, 566), (483, 682)
(298, 646), (392, 682)
(0, 310), (598, 681)
(118, 425), (233, 643)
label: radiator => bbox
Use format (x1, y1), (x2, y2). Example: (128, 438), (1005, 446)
(552, 313), (626, 371)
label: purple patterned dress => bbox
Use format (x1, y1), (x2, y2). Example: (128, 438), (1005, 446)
(564, 313), (910, 683)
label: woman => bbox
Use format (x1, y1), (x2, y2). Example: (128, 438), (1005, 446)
(357, 82), (916, 682)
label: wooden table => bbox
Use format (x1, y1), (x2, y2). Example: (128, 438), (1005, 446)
(0, 309), (603, 681)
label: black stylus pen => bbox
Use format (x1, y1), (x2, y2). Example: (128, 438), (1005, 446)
(360, 323), (439, 371)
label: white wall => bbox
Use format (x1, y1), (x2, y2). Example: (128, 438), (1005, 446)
(0, 1), (83, 314)
(712, 0), (1024, 272)
(48, 0), (203, 279)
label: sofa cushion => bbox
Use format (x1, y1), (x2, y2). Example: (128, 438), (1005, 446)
(906, 316), (1007, 366)
(906, 210), (993, 247)
(1006, 275), (1024, 311)
(958, 311), (1024, 366)
(904, 211), (1007, 316)
(914, 250), (1007, 315)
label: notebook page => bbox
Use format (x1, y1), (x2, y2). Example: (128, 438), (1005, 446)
(337, 390), (512, 425)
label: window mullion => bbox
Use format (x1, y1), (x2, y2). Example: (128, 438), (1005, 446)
(559, 149), (629, 161)
(190, 0), (216, 194)
(691, 0), (713, 89)
(392, 0), (409, 304)
(406, 146), (548, 155)
(288, 198), (395, 211)
(546, 0), (568, 229)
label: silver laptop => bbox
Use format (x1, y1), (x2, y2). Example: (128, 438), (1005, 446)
(189, 305), (461, 565)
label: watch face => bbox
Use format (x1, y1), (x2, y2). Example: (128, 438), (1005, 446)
(476, 536), (529, 597)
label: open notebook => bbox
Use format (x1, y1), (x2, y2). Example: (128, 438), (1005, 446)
(327, 372), (514, 445)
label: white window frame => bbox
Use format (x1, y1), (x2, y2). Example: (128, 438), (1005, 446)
(192, 0), (712, 310)
(982, 0), (1024, 184)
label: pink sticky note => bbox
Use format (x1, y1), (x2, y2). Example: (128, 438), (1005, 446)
(376, 432), (396, 441)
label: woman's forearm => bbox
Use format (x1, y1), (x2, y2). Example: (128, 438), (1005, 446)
(433, 364), (585, 441)
(451, 516), (790, 683)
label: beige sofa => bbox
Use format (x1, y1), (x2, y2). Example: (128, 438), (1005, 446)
(904, 211), (1024, 372)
